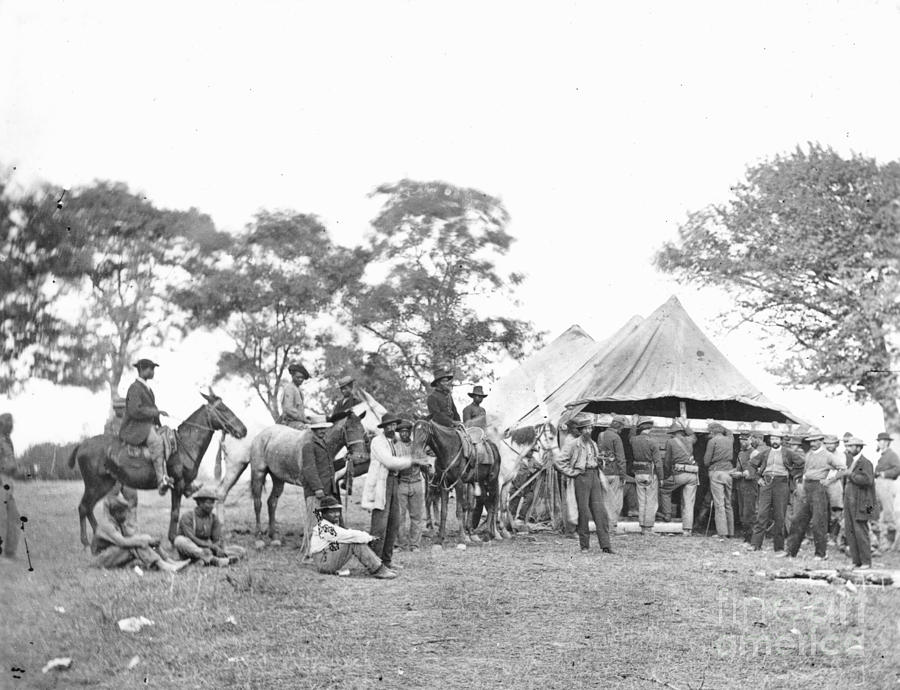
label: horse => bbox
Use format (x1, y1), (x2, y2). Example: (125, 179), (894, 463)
(216, 410), (370, 539)
(494, 422), (559, 534)
(69, 390), (247, 546)
(411, 420), (502, 545)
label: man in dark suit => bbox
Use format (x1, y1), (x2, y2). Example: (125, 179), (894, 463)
(843, 436), (876, 569)
(119, 358), (172, 494)
(426, 368), (461, 427)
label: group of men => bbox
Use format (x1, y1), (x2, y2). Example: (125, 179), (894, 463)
(553, 411), (899, 570)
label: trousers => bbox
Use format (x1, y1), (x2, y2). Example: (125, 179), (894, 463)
(369, 473), (401, 568)
(786, 480), (829, 557)
(301, 495), (319, 557)
(173, 536), (246, 563)
(709, 470), (734, 537)
(314, 543), (383, 574)
(735, 478), (759, 541)
(93, 545), (163, 569)
(602, 475), (623, 538)
(875, 477), (897, 537)
(659, 472), (698, 531)
(1, 477), (19, 558)
(573, 469), (610, 549)
(751, 476), (789, 551)
(635, 475), (659, 529)
(145, 426), (168, 485)
(844, 495), (872, 567)
(397, 477), (425, 549)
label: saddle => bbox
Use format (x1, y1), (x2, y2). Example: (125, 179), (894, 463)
(107, 427), (178, 473)
(456, 427), (493, 466)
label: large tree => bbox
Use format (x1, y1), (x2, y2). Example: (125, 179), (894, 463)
(177, 211), (368, 420)
(52, 182), (227, 404)
(0, 173), (92, 393)
(346, 179), (541, 406)
(655, 144), (900, 431)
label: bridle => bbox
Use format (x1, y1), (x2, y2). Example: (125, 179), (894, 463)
(176, 401), (244, 470)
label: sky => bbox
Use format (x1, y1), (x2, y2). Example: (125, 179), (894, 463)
(1, 0), (898, 449)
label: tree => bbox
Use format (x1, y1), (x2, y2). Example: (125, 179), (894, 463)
(346, 179), (541, 406)
(50, 182), (228, 404)
(177, 211), (368, 421)
(0, 172), (92, 393)
(655, 144), (900, 432)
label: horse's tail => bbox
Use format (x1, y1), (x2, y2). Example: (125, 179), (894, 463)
(67, 443), (81, 469)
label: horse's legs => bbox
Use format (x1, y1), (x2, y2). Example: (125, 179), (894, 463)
(168, 490), (183, 545)
(267, 477), (285, 540)
(78, 475), (117, 547)
(250, 467), (267, 537)
(437, 488), (449, 545)
(457, 485), (474, 544)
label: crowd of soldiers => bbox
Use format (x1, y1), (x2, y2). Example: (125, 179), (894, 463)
(549, 413), (900, 569)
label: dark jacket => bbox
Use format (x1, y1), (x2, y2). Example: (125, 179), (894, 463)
(735, 448), (758, 480)
(598, 428), (627, 478)
(426, 390), (460, 427)
(462, 403), (487, 429)
(704, 433), (734, 472)
(631, 433), (663, 480)
(844, 454), (877, 521)
(328, 395), (361, 423)
(119, 379), (161, 445)
(300, 435), (336, 497)
(664, 433), (696, 477)
(749, 446), (805, 479)
(875, 448), (900, 479)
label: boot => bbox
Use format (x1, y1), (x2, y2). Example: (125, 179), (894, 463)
(373, 565), (398, 579)
(153, 456), (174, 495)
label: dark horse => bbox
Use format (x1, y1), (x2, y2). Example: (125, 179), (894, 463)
(216, 411), (370, 539)
(411, 420), (502, 545)
(69, 390), (247, 546)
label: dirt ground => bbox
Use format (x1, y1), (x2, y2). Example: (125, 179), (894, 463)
(2, 480), (899, 689)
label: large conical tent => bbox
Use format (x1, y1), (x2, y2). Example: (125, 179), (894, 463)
(564, 296), (801, 424)
(484, 324), (600, 432)
(514, 315), (644, 429)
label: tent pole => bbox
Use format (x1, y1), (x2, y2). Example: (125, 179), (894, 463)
(679, 401), (687, 419)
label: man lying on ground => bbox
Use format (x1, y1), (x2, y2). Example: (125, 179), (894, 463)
(309, 496), (397, 579)
(173, 486), (246, 567)
(91, 494), (189, 573)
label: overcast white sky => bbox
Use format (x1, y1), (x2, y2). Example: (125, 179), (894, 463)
(2, 0), (898, 448)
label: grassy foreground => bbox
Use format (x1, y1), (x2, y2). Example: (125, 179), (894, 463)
(2, 481), (899, 689)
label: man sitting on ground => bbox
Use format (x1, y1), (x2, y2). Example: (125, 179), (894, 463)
(310, 497), (397, 579)
(174, 486), (246, 567)
(91, 494), (188, 573)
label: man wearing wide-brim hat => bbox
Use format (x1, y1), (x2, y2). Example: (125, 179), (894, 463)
(278, 362), (310, 430)
(747, 429), (805, 553)
(630, 417), (663, 536)
(462, 385), (488, 430)
(91, 494), (189, 573)
(425, 368), (461, 427)
(173, 486), (246, 567)
(328, 375), (362, 424)
(661, 420), (699, 536)
(597, 415), (629, 540)
(361, 413), (431, 570)
(843, 436), (876, 569)
(874, 431), (900, 553)
(555, 414), (613, 553)
(120, 358), (173, 495)
(703, 421), (736, 540)
(299, 414), (338, 557)
(782, 431), (846, 561)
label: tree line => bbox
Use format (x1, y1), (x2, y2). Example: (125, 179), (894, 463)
(2, 143), (899, 432)
(0, 173), (540, 419)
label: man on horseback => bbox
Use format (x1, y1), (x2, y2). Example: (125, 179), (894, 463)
(328, 375), (362, 423)
(426, 369), (461, 427)
(278, 362), (310, 429)
(119, 359), (173, 495)
(462, 385), (488, 430)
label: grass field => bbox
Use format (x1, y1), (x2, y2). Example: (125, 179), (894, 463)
(2, 480), (899, 689)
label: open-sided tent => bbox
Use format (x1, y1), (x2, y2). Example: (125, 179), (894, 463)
(562, 295), (802, 426)
(484, 324), (600, 432)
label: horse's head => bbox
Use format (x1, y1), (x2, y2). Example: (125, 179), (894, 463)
(411, 419), (431, 458)
(200, 389), (247, 439)
(330, 410), (369, 463)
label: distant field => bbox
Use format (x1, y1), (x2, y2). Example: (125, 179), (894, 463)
(2, 481), (899, 689)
